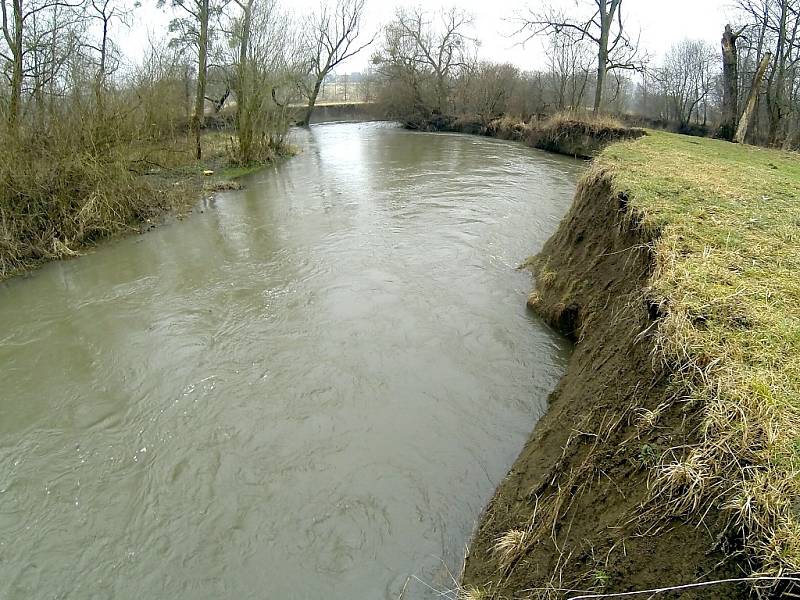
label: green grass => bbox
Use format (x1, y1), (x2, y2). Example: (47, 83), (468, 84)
(598, 132), (800, 574)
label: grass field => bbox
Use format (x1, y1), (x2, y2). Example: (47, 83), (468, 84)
(600, 132), (800, 575)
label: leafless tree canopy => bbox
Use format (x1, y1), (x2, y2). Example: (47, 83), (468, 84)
(298, 0), (373, 125)
(514, 0), (646, 111)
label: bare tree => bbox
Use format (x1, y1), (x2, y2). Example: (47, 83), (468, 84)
(298, 0), (372, 126)
(1, 0), (24, 130)
(391, 7), (473, 114)
(1, 0), (83, 131)
(160, 0), (224, 159)
(515, 0), (645, 112)
(736, 51), (773, 142)
(84, 0), (129, 118)
(228, 0), (298, 162)
(545, 31), (592, 111)
(654, 39), (717, 128)
(734, 0), (800, 145)
(455, 61), (520, 123)
(719, 24), (745, 139)
(373, 6), (474, 122)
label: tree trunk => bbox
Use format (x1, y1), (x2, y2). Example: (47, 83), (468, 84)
(192, 0), (210, 160)
(5, 0), (23, 132)
(767, 0), (788, 145)
(719, 25), (740, 140)
(302, 75), (323, 127)
(593, 0), (619, 113)
(95, 14), (109, 121)
(593, 1), (610, 112)
(735, 52), (772, 144)
(235, 0), (253, 163)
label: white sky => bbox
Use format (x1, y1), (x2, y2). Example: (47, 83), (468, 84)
(121, 0), (736, 73)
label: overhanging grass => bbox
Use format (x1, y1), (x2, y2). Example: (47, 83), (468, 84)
(598, 132), (800, 575)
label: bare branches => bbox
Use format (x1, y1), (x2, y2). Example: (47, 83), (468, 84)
(512, 0), (646, 111)
(374, 7), (474, 113)
(298, 0), (373, 124)
(650, 39), (717, 127)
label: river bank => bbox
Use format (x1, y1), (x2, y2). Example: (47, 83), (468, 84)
(405, 112), (646, 159)
(0, 131), (293, 282)
(461, 132), (800, 598)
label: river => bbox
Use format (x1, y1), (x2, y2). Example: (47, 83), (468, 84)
(0, 122), (581, 599)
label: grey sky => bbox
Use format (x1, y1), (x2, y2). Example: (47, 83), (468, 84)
(122, 0), (734, 73)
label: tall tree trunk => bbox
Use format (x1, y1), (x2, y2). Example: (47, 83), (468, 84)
(95, 14), (109, 122)
(767, 0), (788, 145)
(4, 0), (23, 132)
(593, 0), (619, 113)
(719, 25), (740, 140)
(735, 52), (772, 144)
(192, 0), (210, 160)
(593, 0), (610, 112)
(235, 0), (254, 163)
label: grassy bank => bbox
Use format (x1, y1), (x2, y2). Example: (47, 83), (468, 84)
(607, 133), (800, 576)
(406, 112), (645, 159)
(0, 130), (291, 282)
(487, 112), (646, 159)
(462, 132), (799, 597)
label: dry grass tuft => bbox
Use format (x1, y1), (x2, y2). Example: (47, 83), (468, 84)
(544, 110), (626, 132)
(493, 529), (531, 573)
(457, 585), (489, 600)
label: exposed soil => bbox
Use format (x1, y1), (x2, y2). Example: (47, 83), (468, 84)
(405, 115), (646, 158)
(461, 170), (747, 598)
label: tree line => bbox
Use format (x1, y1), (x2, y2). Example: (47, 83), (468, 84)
(366, 0), (800, 147)
(2, 0), (799, 275)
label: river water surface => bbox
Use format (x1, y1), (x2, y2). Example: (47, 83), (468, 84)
(0, 123), (581, 599)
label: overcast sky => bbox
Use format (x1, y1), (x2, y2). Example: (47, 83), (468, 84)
(122, 0), (735, 73)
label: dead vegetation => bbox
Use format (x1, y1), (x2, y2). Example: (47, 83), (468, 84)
(487, 112), (645, 158)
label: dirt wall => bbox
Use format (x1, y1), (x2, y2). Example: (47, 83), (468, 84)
(461, 170), (744, 598)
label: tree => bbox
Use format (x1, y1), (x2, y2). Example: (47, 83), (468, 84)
(734, 0), (800, 145)
(85, 0), (129, 119)
(719, 24), (745, 140)
(160, 0), (223, 159)
(455, 62), (520, 123)
(655, 39), (717, 128)
(372, 6), (474, 122)
(515, 0), (645, 112)
(229, 0), (298, 163)
(299, 0), (372, 126)
(390, 7), (473, 114)
(736, 51), (773, 142)
(545, 31), (592, 111)
(1, 0), (24, 130)
(1, 0), (83, 131)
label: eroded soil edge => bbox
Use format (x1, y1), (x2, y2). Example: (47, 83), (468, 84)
(461, 171), (743, 598)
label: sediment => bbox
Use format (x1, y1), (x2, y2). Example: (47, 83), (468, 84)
(461, 168), (743, 598)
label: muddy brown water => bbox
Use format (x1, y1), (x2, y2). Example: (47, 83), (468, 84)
(0, 122), (581, 599)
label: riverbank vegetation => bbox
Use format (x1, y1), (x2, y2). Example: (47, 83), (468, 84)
(461, 131), (800, 597)
(610, 133), (800, 579)
(0, 0), (376, 280)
